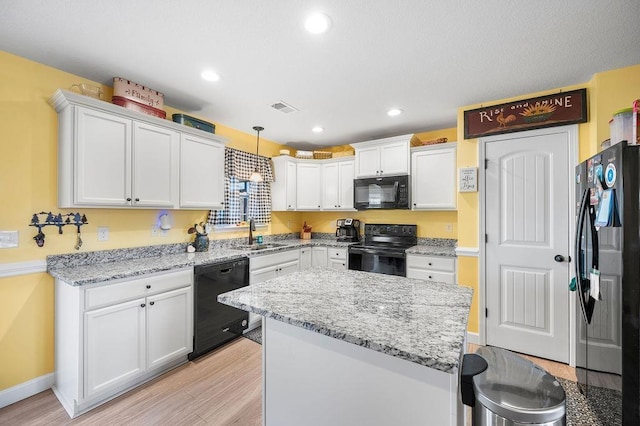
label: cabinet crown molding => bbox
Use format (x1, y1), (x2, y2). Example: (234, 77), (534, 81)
(49, 89), (228, 145)
(350, 133), (412, 149)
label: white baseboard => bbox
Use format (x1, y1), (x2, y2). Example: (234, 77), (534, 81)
(466, 331), (480, 346)
(0, 373), (54, 409)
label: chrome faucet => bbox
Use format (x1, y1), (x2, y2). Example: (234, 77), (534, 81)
(248, 218), (256, 245)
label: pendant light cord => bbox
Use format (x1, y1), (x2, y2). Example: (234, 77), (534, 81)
(251, 126), (264, 182)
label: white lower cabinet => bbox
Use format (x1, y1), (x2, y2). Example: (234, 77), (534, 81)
(299, 247), (312, 270)
(328, 248), (348, 270)
(84, 298), (145, 399)
(406, 254), (456, 284)
(312, 246), (328, 267)
(54, 268), (193, 418)
(249, 249), (300, 329)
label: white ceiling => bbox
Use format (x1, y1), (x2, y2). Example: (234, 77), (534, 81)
(1, 1), (639, 149)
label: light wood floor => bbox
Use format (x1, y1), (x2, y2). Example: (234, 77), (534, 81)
(467, 343), (577, 381)
(1, 339), (578, 425)
(0, 338), (263, 426)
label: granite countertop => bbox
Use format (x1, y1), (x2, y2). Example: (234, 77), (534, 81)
(47, 239), (355, 286)
(405, 245), (456, 257)
(218, 268), (472, 373)
(47, 237), (456, 286)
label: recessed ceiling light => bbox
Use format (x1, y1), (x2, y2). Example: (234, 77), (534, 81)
(312, 126), (324, 133)
(305, 13), (331, 34)
(201, 70), (220, 82)
(387, 108), (403, 117)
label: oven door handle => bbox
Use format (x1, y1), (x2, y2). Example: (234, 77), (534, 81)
(349, 247), (406, 258)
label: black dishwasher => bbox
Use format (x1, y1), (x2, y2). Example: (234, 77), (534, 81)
(189, 258), (249, 360)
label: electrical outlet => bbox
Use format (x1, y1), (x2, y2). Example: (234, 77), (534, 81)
(97, 227), (109, 241)
(445, 223), (453, 233)
(151, 225), (159, 237)
(0, 230), (19, 248)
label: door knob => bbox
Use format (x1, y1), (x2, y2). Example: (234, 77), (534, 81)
(554, 255), (571, 262)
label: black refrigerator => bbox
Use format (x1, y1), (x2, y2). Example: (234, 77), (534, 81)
(574, 141), (640, 424)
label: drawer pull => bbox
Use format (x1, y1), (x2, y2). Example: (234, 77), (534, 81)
(146, 285), (151, 289)
(428, 263), (432, 266)
(428, 276), (432, 279)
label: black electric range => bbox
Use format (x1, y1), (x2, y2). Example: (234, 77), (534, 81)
(348, 224), (417, 277)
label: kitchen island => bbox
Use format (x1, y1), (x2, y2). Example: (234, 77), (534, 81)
(218, 268), (473, 426)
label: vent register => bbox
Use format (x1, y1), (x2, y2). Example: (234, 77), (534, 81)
(271, 100), (298, 114)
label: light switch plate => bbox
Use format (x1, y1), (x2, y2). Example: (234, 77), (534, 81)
(0, 230), (19, 248)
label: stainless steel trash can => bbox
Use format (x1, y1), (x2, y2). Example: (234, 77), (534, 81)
(463, 346), (566, 426)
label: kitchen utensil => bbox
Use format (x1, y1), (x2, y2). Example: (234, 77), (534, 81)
(74, 225), (83, 250)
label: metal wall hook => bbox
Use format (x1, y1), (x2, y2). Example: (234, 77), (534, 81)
(29, 211), (89, 249)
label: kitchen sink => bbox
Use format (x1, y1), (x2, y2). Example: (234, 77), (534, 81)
(232, 242), (288, 251)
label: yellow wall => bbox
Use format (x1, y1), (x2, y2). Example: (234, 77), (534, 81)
(455, 64), (640, 334)
(591, 64), (640, 153)
(0, 51), (293, 391)
(2, 48), (639, 392)
(0, 52), (458, 392)
(302, 129), (460, 238)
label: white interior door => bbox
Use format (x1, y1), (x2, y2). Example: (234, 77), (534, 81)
(485, 127), (572, 363)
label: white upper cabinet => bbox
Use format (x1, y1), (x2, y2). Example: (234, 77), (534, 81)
(351, 134), (411, 178)
(50, 89), (227, 209)
(296, 162), (322, 210)
(411, 143), (457, 210)
(71, 108), (179, 208)
(321, 159), (355, 210)
(271, 156), (297, 211)
(179, 134), (224, 209)
(272, 156), (355, 211)
(132, 122), (180, 207)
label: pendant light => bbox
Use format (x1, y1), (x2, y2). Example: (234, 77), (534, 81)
(249, 126), (264, 182)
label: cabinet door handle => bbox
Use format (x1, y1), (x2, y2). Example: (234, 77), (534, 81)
(135, 198), (140, 202)
(140, 303), (146, 308)
(126, 197), (132, 202)
(150, 301), (155, 306)
(146, 284), (151, 289)
(428, 263), (432, 266)
(428, 276), (432, 279)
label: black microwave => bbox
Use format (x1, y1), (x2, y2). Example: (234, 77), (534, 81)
(353, 175), (410, 210)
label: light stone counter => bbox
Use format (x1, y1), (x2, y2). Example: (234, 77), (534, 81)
(219, 267), (472, 373)
(47, 239), (355, 286)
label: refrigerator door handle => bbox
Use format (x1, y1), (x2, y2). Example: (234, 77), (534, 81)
(574, 188), (590, 323)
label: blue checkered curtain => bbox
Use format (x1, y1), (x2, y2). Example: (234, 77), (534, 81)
(208, 148), (274, 225)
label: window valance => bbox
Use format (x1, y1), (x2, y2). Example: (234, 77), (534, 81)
(225, 147), (274, 182)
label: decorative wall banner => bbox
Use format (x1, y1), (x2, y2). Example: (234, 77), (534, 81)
(464, 88), (587, 139)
